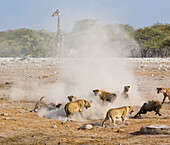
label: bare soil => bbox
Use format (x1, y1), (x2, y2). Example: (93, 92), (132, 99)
(0, 58), (169, 145)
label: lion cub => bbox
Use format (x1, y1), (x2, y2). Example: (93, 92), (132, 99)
(157, 87), (170, 104)
(65, 100), (91, 119)
(102, 106), (133, 127)
(93, 89), (117, 103)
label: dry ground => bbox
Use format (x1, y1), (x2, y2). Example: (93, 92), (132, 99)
(0, 58), (169, 145)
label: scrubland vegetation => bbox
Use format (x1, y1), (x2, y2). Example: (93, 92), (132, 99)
(0, 20), (169, 58)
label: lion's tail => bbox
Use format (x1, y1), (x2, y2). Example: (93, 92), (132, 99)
(102, 112), (109, 127)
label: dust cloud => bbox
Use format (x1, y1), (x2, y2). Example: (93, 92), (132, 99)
(10, 21), (145, 121)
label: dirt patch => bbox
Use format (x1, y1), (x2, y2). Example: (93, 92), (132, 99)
(0, 58), (169, 144)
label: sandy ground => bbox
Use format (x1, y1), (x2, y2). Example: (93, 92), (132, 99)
(0, 58), (170, 145)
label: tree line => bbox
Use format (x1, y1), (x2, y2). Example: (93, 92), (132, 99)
(0, 20), (169, 58)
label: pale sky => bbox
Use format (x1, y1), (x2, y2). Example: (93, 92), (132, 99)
(0, 0), (169, 32)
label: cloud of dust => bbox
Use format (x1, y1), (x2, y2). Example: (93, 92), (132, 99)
(10, 20), (145, 121)
(37, 21), (145, 121)
(10, 80), (69, 103)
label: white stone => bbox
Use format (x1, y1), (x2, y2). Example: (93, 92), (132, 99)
(51, 125), (57, 128)
(80, 124), (93, 130)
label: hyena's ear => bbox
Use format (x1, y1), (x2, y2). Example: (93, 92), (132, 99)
(84, 100), (87, 104)
(67, 96), (71, 102)
(93, 89), (99, 92)
(128, 106), (132, 109)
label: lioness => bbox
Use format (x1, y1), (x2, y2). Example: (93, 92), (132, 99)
(65, 100), (91, 119)
(133, 100), (162, 118)
(121, 86), (130, 99)
(102, 106), (133, 127)
(93, 89), (117, 103)
(157, 87), (170, 104)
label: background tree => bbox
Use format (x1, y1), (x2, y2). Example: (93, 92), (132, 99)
(0, 22), (169, 58)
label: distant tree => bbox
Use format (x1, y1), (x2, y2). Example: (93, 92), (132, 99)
(134, 23), (170, 57)
(0, 28), (55, 57)
(0, 22), (169, 58)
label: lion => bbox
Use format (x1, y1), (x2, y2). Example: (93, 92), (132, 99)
(133, 100), (162, 118)
(121, 86), (130, 99)
(157, 87), (170, 104)
(93, 89), (117, 103)
(31, 97), (57, 112)
(102, 106), (133, 127)
(65, 100), (91, 119)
